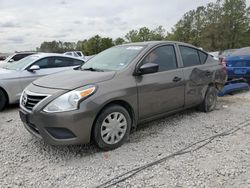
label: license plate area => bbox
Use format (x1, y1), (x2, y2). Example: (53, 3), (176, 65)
(234, 68), (247, 75)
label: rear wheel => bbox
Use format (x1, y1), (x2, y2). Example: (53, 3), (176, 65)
(0, 89), (7, 111)
(199, 86), (217, 112)
(93, 105), (131, 150)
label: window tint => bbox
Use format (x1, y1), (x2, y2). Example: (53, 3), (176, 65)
(12, 54), (29, 61)
(179, 46), (201, 67)
(76, 52), (82, 56)
(72, 59), (83, 66)
(34, 57), (82, 69)
(198, 51), (208, 64)
(142, 45), (177, 72)
(54, 57), (71, 67)
(34, 58), (51, 69)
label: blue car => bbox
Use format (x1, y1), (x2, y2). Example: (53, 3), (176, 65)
(224, 47), (250, 82)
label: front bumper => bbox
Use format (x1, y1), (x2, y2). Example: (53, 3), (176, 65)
(19, 91), (96, 145)
(19, 106), (96, 145)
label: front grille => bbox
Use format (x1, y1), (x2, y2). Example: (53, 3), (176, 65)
(21, 91), (48, 111)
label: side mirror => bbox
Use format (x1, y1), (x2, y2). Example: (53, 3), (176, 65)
(138, 63), (159, 75)
(28, 65), (40, 72)
(8, 59), (14, 63)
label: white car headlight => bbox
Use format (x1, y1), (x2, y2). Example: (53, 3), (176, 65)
(43, 85), (96, 113)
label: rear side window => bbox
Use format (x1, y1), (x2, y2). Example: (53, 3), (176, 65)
(179, 46), (201, 67)
(53, 57), (83, 67)
(142, 45), (177, 72)
(53, 57), (71, 67)
(198, 51), (208, 64)
(72, 59), (84, 66)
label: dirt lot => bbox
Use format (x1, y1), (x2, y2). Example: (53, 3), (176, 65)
(0, 91), (250, 188)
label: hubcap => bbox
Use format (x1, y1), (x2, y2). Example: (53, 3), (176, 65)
(207, 92), (216, 109)
(101, 112), (127, 145)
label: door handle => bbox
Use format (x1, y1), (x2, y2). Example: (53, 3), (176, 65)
(173, 77), (182, 82)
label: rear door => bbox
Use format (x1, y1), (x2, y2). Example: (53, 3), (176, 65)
(178, 45), (214, 106)
(136, 44), (185, 120)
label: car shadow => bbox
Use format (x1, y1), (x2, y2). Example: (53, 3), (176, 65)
(4, 104), (19, 111)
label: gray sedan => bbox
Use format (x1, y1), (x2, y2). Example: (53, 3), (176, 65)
(0, 53), (85, 110)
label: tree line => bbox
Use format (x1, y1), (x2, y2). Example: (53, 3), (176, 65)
(37, 0), (250, 55)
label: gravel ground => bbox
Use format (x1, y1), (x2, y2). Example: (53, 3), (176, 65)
(0, 91), (250, 188)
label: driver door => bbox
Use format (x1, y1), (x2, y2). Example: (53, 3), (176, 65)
(136, 45), (185, 120)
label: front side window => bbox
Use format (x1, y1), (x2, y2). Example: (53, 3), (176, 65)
(34, 58), (51, 69)
(179, 46), (201, 67)
(4, 55), (40, 70)
(141, 45), (177, 72)
(81, 45), (145, 71)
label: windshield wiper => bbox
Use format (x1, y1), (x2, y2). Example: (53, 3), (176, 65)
(82, 67), (104, 72)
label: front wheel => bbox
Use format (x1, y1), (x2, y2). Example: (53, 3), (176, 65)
(199, 86), (218, 112)
(93, 105), (131, 150)
(0, 89), (7, 111)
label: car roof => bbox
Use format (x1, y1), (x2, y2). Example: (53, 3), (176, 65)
(119, 40), (200, 49)
(14, 52), (36, 55)
(30, 53), (85, 61)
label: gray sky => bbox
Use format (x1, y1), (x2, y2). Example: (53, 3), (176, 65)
(0, 0), (249, 52)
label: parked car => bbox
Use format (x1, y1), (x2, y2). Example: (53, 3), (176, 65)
(64, 51), (85, 58)
(64, 51), (95, 61)
(0, 52), (36, 65)
(224, 47), (250, 82)
(0, 53), (85, 110)
(209, 51), (219, 58)
(19, 41), (227, 150)
(218, 48), (238, 62)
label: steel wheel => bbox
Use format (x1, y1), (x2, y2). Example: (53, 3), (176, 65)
(207, 91), (217, 110)
(198, 86), (217, 112)
(101, 112), (128, 145)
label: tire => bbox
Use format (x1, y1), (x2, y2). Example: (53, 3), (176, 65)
(93, 105), (132, 150)
(199, 86), (218, 112)
(0, 89), (7, 111)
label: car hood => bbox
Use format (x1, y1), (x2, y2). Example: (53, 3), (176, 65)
(33, 69), (116, 90)
(0, 62), (8, 68)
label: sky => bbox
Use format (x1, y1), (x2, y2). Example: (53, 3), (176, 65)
(0, 0), (249, 52)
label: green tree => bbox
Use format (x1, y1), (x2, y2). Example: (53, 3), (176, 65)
(114, 37), (125, 45)
(168, 0), (250, 51)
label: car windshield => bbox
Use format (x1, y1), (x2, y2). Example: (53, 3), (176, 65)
(81, 45), (145, 71)
(4, 55), (40, 70)
(231, 47), (250, 56)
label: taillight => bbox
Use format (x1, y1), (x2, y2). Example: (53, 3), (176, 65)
(220, 57), (227, 73)
(220, 57), (227, 68)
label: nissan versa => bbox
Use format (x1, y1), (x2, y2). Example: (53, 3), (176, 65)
(19, 41), (227, 150)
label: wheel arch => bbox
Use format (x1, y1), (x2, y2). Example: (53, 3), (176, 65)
(90, 100), (136, 141)
(0, 86), (9, 104)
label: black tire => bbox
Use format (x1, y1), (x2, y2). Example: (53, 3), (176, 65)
(0, 89), (7, 111)
(93, 105), (131, 150)
(199, 86), (218, 112)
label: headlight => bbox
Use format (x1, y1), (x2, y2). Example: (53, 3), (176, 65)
(43, 85), (96, 113)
